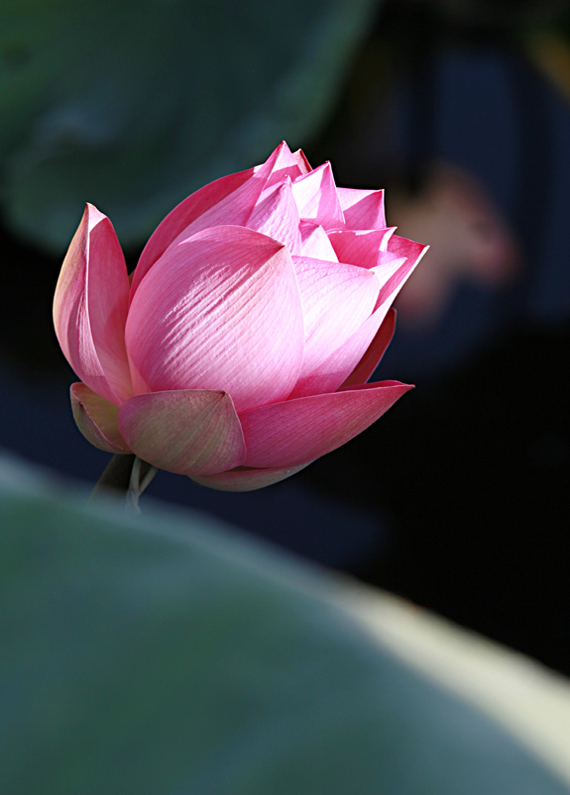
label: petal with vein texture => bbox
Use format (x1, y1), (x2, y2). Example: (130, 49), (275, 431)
(53, 204), (131, 406)
(293, 240), (424, 396)
(289, 256), (380, 398)
(386, 233), (429, 262)
(132, 167), (255, 295)
(291, 163), (344, 229)
(246, 180), (301, 253)
(118, 390), (246, 476)
(337, 188), (386, 230)
(299, 221), (338, 261)
(291, 302), (394, 397)
(376, 236), (429, 309)
(241, 381), (413, 469)
(328, 229), (397, 270)
(263, 141), (310, 188)
(371, 255), (408, 309)
(134, 162), (283, 293)
(191, 463), (310, 492)
(126, 226), (304, 413)
(132, 143), (302, 297)
(70, 382), (131, 454)
(291, 148), (312, 174)
(341, 308), (396, 388)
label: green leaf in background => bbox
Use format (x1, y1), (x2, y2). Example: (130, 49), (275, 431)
(0, 0), (380, 253)
(1, 452), (569, 795)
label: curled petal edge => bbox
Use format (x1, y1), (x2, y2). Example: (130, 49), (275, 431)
(70, 383), (131, 454)
(341, 308), (397, 388)
(191, 463), (312, 492)
(54, 204), (132, 406)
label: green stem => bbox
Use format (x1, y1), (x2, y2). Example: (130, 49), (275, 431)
(90, 454), (157, 511)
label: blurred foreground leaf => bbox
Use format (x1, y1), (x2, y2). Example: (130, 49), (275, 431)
(0, 452), (569, 794)
(0, 0), (379, 252)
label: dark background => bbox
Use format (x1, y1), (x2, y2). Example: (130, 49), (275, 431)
(1, 0), (569, 676)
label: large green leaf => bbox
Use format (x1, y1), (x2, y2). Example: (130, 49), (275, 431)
(0, 0), (379, 252)
(0, 452), (569, 794)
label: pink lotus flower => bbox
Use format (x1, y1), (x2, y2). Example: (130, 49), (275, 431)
(53, 142), (427, 491)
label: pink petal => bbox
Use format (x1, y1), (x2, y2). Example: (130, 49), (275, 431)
(241, 381), (413, 469)
(156, 143), (311, 261)
(291, 301), (396, 397)
(299, 221), (338, 261)
(337, 188), (386, 230)
(132, 167), (255, 296)
(372, 250), (407, 280)
(126, 226), (304, 413)
(376, 236), (429, 309)
(70, 382), (131, 454)
(291, 163), (344, 229)
(118, 389), (246, 476)
(191, 463), (310, 492)
(291, 148), (312, 174)
(132, 143), (311, 298)
(371, 254), (408, 309)
(156, 149), (308, 260)
(288, 256), (380, 398)
(263, 141), (310, 187)
(246, 180), (301, 253)
(341, 308), (396, 388)
(53, 204), (132, 406)
(328, 229), (397, 270)
(132, 142), (299, 298)
(263, 140), (298, 169)
(313, 238), (425, 394)
(387, 233), (428, 260)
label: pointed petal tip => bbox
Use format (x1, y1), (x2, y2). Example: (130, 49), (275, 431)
(338, 378), (414, 393)
(292, 147), (312, 173)
(84, 202), (109, 229)
(340, 307), (398, 389)
(241, 381), (414, 470)
(54, 202), (132, 406)
(118, 389), (246, 477)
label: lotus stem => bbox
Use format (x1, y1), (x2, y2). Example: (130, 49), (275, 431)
(91, 453), (157, 512)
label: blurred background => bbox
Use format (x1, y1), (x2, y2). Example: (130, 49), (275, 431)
(1, 0), (569, 676)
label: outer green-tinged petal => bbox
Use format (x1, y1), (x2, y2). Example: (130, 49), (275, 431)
(241, 381), (413, 469)
(53, 204), (132, 406)
(191, 463), (311, 492)
(70, 382), (131, 454)
(126, 226), (304, 413)
(118, 390), (246, 477)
